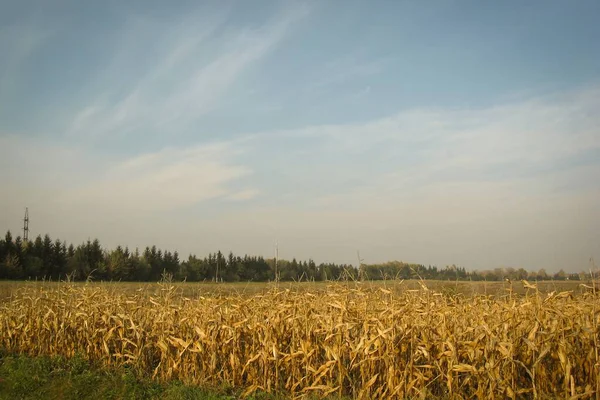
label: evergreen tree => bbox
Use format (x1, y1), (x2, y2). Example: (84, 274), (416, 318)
(4, 231), (13, 254)
(215, 251), (226, 282)
(67, 243), (75, 258)
(68, 245), (91, 280)
(53, 239), (68, 279)
(30, 235), (43, 259)
(0, 236), (6, 278)
(42, 234), (54, 278)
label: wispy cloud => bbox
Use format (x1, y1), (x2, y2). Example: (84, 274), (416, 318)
(68, 3), (310, 141)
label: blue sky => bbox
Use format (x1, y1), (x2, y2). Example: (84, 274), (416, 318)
(1, 0), (599, 272)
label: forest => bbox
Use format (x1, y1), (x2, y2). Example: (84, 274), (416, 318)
(0, 230), (583, 282)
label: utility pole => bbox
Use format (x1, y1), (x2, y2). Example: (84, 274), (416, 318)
(23, 207), (29, 242)
(215, 255), (219, 283)
(275, 241), (279, 282)
(357, 250), (364, 281)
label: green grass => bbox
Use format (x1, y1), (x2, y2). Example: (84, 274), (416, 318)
(0, 353), (286, 400)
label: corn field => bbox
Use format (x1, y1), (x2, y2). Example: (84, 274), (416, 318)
(1, 281), (599, 399)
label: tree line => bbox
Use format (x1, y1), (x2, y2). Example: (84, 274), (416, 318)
(0, 230), (586, 282)
(360, 261), (585, 282)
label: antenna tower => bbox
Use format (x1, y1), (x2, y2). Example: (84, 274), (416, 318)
(23, 207), (29, 241)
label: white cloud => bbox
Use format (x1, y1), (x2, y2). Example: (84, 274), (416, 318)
(256, 84), (600, 188)
(60, 143), (254, 213)
(0, 135), (257, 232)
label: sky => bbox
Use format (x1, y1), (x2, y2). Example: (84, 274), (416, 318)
(1, 0), (599, 273)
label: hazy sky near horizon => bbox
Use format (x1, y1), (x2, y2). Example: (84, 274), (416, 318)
(1, 1), (599, 272)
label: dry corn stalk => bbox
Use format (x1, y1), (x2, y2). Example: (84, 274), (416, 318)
(0, 282), (599, 399)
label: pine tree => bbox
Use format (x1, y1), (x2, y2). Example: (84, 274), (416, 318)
(42, 234), (54, 278)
